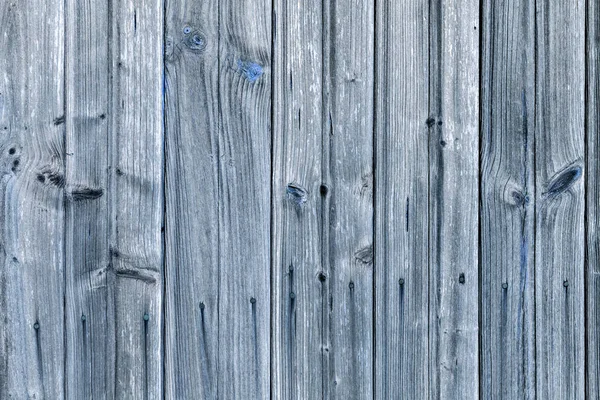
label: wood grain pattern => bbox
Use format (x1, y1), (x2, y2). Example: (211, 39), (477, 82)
(428, 0), (480, 398)
(1, 1), (598, 398)
(0, 1), (66, 398)
(164, 0), (220, 398)
(217, 0), (272, 398)
(165, 0), (271, 398)
(587, 0), (600, 397)
(535, 0), (585, 398)
(323, 0), (374, 398)
(374, 0), (430, 397)
(480, 0), (536, 397)
(271, 0), (324, 397)
(110, 0), (164, 398)
(64, 0), (112, 398)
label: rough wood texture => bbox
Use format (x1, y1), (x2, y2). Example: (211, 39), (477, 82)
(587, 0), (600, 397)
(271, 0), (324, 397)
(0, 2), (66, 398)
(535, 0), (585, 398)
(272, 0), (374, 397)
(165, 0), (271, 398)
(480, 0), (536, 397)
(1, 1), (599, 399)
(110, 0), (164, 398)
(428, 0), (480, 398)
(217, 0), (272, 398)
(64, 0), (112, 398)
(374, 0), (430, 397)
(164, 0), (220, 398)
(323, 0), (374, 397)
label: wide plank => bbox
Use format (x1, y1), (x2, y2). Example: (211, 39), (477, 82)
(587, 0), (600, 397)
(164, 0), (220, 398)
(323, 0), (374, 398)
(271, 0), (325, 397)
(480, 0), (536, 397)
(64, 0), (112, 397)
(374, 0), (430, 397)
(535, 0), (585, 398)
(428, 0), (480, 397)
(110, 1), (164, 398)
(0, 1), (65, 398)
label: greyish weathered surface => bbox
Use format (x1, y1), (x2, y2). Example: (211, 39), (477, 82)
(271, 0), (325, 397)
(217, 0), (272, 397)
(64, 0), (112, 398)
(1, 0), (599, 399)
(535, 0), (586, 398)
(480, 0), (536, 397)
(374, 0), (430, 397)
(164, 0), (220, 398)
(323, 0), (374, 397)
(272, 0), (374, 397)
(588, 0), (600, 397)
(165, 0), (271, 398)
(109, 0), (164, 398)
(0, 2), (66, 398)
(428, 0), (480, 398)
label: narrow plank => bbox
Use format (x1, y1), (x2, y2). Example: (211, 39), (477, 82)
(428, 0), (479, 397)
(271, 0), (324, 397)
(163, 0), (220, 397)
(0, 2), (65, 398)
(64, 0), (113, 397)
(217, 0), (272, 398)
(534, 0), (585, 398)
(323, 0), (374, 397)
(587, 0), (600, 396)
(110, 0), (164, 398)
(480, 0), (536, 397)
(374, 0), (430, 397)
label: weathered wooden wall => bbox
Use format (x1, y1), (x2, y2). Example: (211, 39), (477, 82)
(0, 0), (597, 398)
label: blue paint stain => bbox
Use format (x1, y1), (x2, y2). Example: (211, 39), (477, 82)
(237, 60), (264, 83)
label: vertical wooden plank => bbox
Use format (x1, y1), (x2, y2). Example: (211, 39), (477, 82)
(164, 0), (220, 398)
(217, 0), (271, 398)
(480, 0), (536, 397)
(64, 0), (113, 398)
(535, 0), (585, 398)
(587, 0), (600, 396)
(271, 0), (324, 398)
(374, 0), (430, 398)
(0, 2), (65, 398)
(110, 0), (164, 398)
(428, 0), (479, 398)
(323, 0), (374, 397)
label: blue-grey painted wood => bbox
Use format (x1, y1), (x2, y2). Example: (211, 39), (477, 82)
(535, 1), (585, 398)
(0, 2), (66, 398)
(480, 0), (536, 397)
